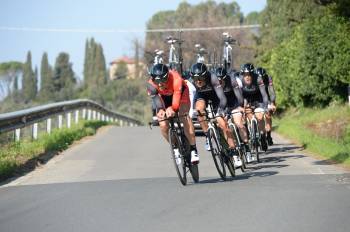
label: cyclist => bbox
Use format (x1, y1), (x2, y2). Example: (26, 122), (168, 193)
(256, 67), (276, 145)
(190, 63), (242, 167)
(240, 63), (269, 151)
(215, 67), (253, 161)
(147, 63), (199, 164)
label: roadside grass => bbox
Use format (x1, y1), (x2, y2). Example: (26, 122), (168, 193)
(274, 105), (350, 166)
(0, 120), (109, 181)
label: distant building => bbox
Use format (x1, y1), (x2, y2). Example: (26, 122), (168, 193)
(109, 56), (145, 80)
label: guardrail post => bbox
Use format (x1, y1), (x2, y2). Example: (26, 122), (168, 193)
(120, 120), (123, 127)
(67, 112), (71, 128)
(92, 110), (96, 120)
(75, 110), (79, 124)
(32, 123), (38, 140)
(106, 116), (109, 122)
(87, 109), (92, 120)
(82, 108), (86, 119)
(97, 112), (101, 121)
(15, 128), (21, 141)
(58, 115), (63, 129)
(47, 118), (52, 134)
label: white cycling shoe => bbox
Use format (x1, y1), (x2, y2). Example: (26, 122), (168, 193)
(191, 150), (200, 164)
(205, 137), (211, 151)
(233, 155), (242, 167)
(173, 149), (181, 165)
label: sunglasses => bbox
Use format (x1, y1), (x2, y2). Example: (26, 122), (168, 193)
(192, 75), (206, 82)
(153, 74), (168, 84)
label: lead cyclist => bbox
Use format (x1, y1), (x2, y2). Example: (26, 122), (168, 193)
(147, 63), (199, 164)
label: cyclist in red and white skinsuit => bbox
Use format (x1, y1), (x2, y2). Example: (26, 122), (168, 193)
(146, 64), (199, 164)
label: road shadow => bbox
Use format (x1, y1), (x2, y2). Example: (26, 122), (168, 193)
(313, 151), (349, 166)
(197, 171), (279, 185)
(258, 154), (305, 164)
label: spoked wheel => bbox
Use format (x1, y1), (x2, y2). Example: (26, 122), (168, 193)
(251, 121), (260, 163)
(237, 147), (246, 172)
(224, 155), (235, 177)
(168, 129), (187, 185)
(189, 164), (199, 183)
(208, 128), (226, 180)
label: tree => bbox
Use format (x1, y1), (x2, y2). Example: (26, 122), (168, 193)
(53, 52), (76, 100)
(22, 51), (37, 103)
(0, 61), (23, 98)
(39, 52), (54, 101)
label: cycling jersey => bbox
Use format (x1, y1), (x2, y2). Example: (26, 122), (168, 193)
(262, 75), (276, 104)
(193, 72), (227, 112)
(240, 74), (269, 108)
(147, 70), (190, 111)
(217, 72), (244, 109)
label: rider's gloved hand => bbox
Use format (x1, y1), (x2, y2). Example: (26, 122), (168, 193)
(157, 109), (166, 120)
(165, 107), (176, 118)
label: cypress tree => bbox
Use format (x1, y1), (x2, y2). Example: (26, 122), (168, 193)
(40, 52), (54, 101)
(22, 51), (36, 103)
(53, 52), (76, 100)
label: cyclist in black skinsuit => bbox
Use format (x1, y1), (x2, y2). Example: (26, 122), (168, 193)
(190, 63), (240, 165)
(256, 67), (276, 145)
(215, 67), (252, 158)
(240, 63), (269, 151)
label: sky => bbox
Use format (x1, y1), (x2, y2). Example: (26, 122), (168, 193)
(0, 0), (266, 79)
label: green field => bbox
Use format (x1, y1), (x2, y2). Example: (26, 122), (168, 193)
(274, 105), (350, 166)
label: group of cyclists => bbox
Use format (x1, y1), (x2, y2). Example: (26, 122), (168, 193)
(146, 32), (277, 183)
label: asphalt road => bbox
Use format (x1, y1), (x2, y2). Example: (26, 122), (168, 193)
(0, 126), (349, 232)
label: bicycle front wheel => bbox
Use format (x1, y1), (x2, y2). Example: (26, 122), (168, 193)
(169, 129), (187, 185)
(208, 128), (226, 180)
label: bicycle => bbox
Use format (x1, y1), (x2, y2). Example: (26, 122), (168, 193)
(200, 101), (236, 180)
(245, 107), (268, 163)
(166, 32), (184, 75)
(149, 113), (199, 185)
(222, 32), (239, 71)
(153, 49), (164, 65)
(227, 110), (247, 171)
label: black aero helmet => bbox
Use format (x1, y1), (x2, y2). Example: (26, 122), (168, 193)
(255, 67), (267, 77)
(150, 63), (169, 84)
(240, 63), (255, 75)
(190, 63), (208, 81)
(215, 67), (227, 81)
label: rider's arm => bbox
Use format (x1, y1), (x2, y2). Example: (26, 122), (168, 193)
(171, 71), (183, 112)
(230, 75), (244, 107)
(146, 82), (165, 111)
(268, 76), (276, 104)
(257, 76), (269, 108)
(211, 73), (227, 111)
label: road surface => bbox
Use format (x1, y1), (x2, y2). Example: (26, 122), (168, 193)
(0, 126), (349, 232)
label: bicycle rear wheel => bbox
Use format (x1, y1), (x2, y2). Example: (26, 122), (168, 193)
(208, 128), (226, 180)
(251, 121), (260, 163)
(237, 147), (246, 172)
(169, 129), (187, 185)
(189, 164), (199, 183)
(225, 155), (235, 177)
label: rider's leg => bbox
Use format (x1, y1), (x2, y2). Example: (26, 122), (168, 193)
(157, 109), (170, 142)
(179, 103), (196, 146)
(217, 117), (236, 149)
(232, 111), (248, 143)
(255, 112), (266, 133)
(195, 99), (209, 133)
(265, 110), (273, 144)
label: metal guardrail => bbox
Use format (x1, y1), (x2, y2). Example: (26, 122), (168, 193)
(0, 99), (142, 141)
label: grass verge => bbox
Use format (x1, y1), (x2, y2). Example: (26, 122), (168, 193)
(274, 105), (350, 166)
(0, 120), (109, 181)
